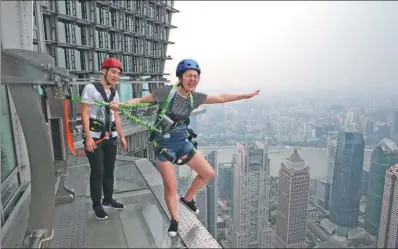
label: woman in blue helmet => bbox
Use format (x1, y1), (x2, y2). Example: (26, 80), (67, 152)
(110, 59), (259, 236)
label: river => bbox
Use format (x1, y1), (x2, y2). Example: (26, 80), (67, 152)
(196, 145), (373, 178)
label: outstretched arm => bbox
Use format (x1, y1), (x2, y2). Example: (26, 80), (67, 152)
(124, 93), (155, 104)
(110, 93), (155, 111)
(203, 90), (260, 104)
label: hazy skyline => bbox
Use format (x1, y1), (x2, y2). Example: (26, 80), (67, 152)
(164, 1), (398, 95)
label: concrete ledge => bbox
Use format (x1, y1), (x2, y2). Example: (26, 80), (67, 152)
(133, 158), (221, 248)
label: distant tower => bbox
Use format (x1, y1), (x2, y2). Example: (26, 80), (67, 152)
(228, 142), (271, 248)
(326, 131), (338, 185)
(196, 186), (208, 228)
(329, 132), (365, 237)
(377, 164), (398, 248)
(276, 149), (310, 248)
(205, 150), (218, 239)
(364, 139), (398, 235)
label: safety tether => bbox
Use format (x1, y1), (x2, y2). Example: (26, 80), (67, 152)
(64, 95), (161, 156)
(64, 83), (195, 157)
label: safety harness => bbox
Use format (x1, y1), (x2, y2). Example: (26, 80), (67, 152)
(64, 83), (117, 156)
(64, 84), (199, 163)
(89, 82), (117, 139)
(149, 85), (198, 165)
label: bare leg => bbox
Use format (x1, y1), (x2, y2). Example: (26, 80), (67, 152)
(183, 151), (215, 201)
(157, 160), (179, 221)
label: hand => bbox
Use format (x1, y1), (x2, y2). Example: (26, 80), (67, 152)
(109, 102), (119, 111)
(85, 136), (96, 152)
(245, 89), (260, 99)
(120, 137), (128, 151)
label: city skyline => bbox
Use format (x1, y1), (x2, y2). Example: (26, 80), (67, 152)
(3, 1), (398, 248)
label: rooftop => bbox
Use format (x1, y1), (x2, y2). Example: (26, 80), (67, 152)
(286, 148), (304, 163)
(283, 149), (308, 171)
(376, 138), (398, 154)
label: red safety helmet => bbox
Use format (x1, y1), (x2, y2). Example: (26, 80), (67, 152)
(101, 58), (123, 73)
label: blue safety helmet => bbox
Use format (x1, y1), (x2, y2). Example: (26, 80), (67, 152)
(176, 59), (201, 77)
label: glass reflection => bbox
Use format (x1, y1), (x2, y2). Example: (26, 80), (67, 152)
(1, 85), (17, 183)
(1, 174), (19, 206)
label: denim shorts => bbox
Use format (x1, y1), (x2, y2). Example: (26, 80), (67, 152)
(153, 126), (194, 162)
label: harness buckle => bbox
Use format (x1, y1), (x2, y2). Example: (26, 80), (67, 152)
(155, 114), (175, 134)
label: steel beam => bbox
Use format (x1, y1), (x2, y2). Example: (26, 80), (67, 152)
(7, 81), (56, 248)
(1, 48), (60, 248)
(0, 3), (3, 248)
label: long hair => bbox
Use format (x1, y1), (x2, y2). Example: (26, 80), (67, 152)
(176, 77), (182, 86)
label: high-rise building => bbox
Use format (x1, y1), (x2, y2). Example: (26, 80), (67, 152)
(365, 139), (398, 235)
(228, 141), (271, 248)
(363, 119), (374, 136)
(314, 177), (330, 210)
(361, 167), (370, 196)
(392, 110), (398, 134)
(196, 186), (208, 229)
(326, 131), (338, 210)
(276, 149), (310, 248)
(329, 132), (365, 237)
(219, 163), (233, 202)
(326, 131), (338, 185)
(205, 150), (218, 239)
(377, 164), (398, 248)
(32, 0), (175, 123)
(34, 0), (174, 78)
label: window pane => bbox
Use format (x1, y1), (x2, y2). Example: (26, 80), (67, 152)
(57, 47), (66, 68)
(58, 0), (67, 15)
(57, 21), (66, 43)
(75, 25), (82, 45)
(75, 49), (81, 70)
(119, 84), (133, 102)
(1, 85), (17, 183)
(76, 0), (82, 19)
(141, 83), (149, 96)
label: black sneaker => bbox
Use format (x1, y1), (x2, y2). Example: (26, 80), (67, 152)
(102, 199), (125, 210)
(180, 197), (199, 215)
(94, 206), (108, 220)
(168, 219), (179, 237)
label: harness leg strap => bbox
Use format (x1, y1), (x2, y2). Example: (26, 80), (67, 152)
(176, 148), (196, 166)
(156, 144), (196, 166)
(159, 149), (177, 163)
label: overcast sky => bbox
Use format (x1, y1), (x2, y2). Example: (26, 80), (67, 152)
(163, 1), (398, 95)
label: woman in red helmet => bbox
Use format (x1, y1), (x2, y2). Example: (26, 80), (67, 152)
(81, 58), (128, 220)
(110, 59), (259, 236)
